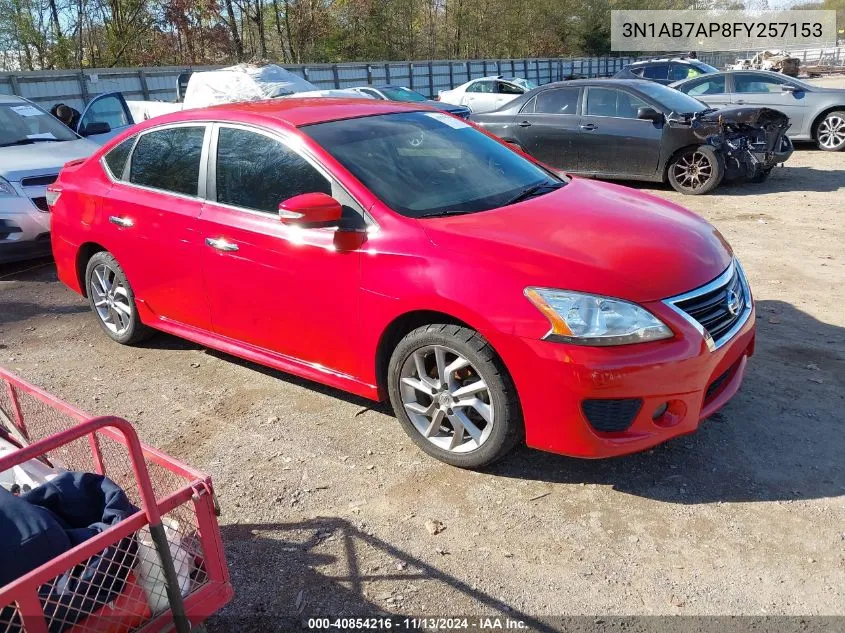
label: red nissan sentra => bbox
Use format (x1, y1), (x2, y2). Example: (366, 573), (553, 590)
(48, 99), (755, 469)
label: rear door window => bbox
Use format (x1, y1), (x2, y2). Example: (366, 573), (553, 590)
(642, 64), (669, 81)
(533, 88), (581, 115)
(129, 126), (206, 196)
(467, 80), (495, 93)
(103, 136), (136, 180)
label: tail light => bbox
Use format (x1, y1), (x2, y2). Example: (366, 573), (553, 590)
(46, 187), (62, 207)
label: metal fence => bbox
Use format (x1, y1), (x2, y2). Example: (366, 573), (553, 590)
(1, 46), (842, 112)
(0, 57), (637, 111)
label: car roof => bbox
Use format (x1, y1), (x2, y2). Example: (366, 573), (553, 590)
(536, 78), (657, 88)
(136, 97), (430, 129)
(629, 58), (698, 66)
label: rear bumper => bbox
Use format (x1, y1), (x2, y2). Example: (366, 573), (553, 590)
(492, 300), (756, 458)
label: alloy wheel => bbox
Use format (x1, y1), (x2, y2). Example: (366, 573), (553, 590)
(818, 114), (845, 149)
(399, 345), (494, 453)
(89, 263), (133, 336)
(672, 151), (714, 191)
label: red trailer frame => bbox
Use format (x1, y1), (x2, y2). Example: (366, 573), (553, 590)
(0, 367), (233, 633)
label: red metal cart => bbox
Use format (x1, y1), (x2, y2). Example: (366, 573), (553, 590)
(0, 367), (233, 633)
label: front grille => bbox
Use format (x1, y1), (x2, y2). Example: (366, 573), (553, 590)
(667, 262), (750, 350)
(582, 398), (643, 433)
(21, 174), (58, 187)
(30, 197), (49, 212)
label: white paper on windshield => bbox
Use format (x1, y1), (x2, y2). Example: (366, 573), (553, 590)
(27, 132), (56, 140)
(11, 105), (44, 117)
(423, 112), (469, 129)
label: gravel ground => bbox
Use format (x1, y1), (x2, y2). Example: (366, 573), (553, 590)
(1, 78), (844, 631)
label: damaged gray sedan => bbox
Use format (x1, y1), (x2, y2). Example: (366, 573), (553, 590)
(470, 78), (793, 195)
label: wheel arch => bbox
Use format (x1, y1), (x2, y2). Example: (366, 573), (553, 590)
(374, 309), (479, 400)
(810, 106), (845, 139)
(662, 143), (707, 182)
(75, 242), (108, 297)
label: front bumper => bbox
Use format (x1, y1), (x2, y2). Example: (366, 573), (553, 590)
(493, 298), (756, 458)
(0, 196), (52, 264)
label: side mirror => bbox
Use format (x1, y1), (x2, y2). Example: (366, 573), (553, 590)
(279, 192), (343, 225)
(79, 121), (111, 136)
(637, 107), (664, 123)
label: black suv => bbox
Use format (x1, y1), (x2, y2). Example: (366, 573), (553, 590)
(614, 59), (719, 85)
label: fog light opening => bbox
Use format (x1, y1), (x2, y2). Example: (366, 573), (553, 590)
(652, 402), (669, 421)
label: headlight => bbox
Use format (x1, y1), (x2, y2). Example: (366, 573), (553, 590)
(524, 287), (673, 346)
(0, 177), (18, 198)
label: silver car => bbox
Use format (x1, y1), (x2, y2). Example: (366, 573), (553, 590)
(0, 96), (99, 264)
(671, 70), (845, 151)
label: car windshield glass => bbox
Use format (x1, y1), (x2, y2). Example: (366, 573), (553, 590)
(0, 103), (77, 146)
(303, 111), (563, 218)
(511, 78), (537, 90)
(380, 87), (428, 102)
(635, 81), (709, 114)
(693, 62), (719, 74)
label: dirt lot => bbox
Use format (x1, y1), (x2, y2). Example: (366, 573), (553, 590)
(1, 79), (844, 630)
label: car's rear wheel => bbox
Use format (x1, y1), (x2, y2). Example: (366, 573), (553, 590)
(85, 251), (151, 345)
(815, 111), (845, 151)
(667, 146), (724, 195)
(387, 324), (523, 469)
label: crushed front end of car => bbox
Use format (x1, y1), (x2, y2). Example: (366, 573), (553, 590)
(677, 107), (794, 181)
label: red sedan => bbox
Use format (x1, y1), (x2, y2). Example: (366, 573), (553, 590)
(48, 99), (755, 468)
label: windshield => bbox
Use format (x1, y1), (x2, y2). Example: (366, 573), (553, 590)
(635, 82), (709, 114)
(511, 78), (537, 90)
(380, 87), (429, 102)
(0, 102), (78, 146)
(303, 111), (562, 218)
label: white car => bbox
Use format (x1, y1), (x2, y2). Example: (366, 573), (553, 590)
(438, 76), (535, 114)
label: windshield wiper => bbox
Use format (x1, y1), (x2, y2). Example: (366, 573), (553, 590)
(0, 138), (60, 147)
(505, 180), (564, 206)
(417, 209), (477, 219)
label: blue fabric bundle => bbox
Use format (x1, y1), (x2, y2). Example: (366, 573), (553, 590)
(0, 472), (139, 632)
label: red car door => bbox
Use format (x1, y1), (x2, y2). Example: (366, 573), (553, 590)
(100, 124), (212, 329)
(198, 124), (364, 378)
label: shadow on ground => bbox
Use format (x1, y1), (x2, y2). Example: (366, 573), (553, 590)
(208, 518), (557, 633)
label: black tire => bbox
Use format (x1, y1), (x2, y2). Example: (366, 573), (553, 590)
(667, 145), (725, 195)
(84, 251), (151, 345)
(387, 324), (523, 469)
(814, 110), (845, 152)
(749, 167), (773, 184)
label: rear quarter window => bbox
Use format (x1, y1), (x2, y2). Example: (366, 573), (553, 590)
(103, 136), (135, 180)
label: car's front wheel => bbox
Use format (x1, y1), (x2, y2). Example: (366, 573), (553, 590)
(387, 324), (523, 469)
(85, 251), (151, 345)
(815, 110), (845, 151)
(667, 145), (725, 195)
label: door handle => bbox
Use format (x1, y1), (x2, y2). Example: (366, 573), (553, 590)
(205, 237), (239, 252)
(518, 120), (532, 127)
(108, 216), (134, 228)
(580, 123), (598, 131)
(735, 100), (746, 105)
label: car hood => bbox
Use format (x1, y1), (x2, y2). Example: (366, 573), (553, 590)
(0, 138), (99, 182)
(420, 178), (733, 303)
